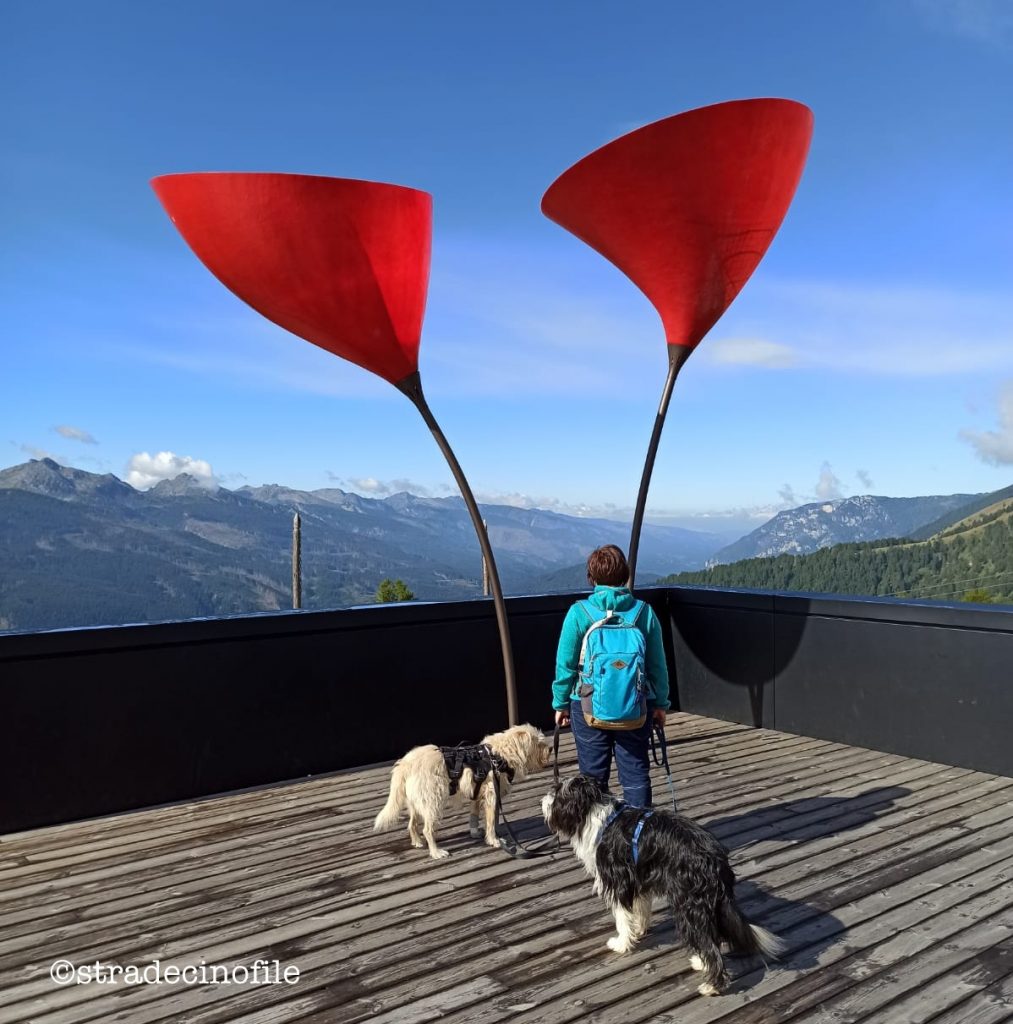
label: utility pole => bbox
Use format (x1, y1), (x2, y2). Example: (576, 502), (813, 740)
(292, 511), (302, 609)
(482, 519), (490, 597)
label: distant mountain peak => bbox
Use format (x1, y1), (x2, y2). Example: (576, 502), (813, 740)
(149, 473), (219, 497)
(0, 458), (134, 502)
(708, 491), (982, 565)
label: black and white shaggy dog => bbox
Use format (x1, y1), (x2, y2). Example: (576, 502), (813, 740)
(542, 775), (784, 996)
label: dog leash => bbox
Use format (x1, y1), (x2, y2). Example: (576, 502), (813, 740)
(651, 721), (678, 811)
(490, 722), (562, 860)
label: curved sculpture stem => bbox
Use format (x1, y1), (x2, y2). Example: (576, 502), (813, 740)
(628, 346), (691, 589)
(396, 372), (518, 726)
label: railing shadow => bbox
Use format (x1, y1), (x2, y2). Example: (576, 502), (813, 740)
(704, 786), (913, 852)
(494, 785), (913, 853)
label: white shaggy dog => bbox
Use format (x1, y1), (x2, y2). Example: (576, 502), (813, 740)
(374, 723), (551, 859)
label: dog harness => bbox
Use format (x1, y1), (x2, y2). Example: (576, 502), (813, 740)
(440, 743), (514, 796)
(597, 803), (655, 865)
(631, 811), (655, 864)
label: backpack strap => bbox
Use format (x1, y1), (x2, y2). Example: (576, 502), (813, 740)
(577, 600), (613, 671)
(579, 600), (601, 625)
(619, 600), (645, 627)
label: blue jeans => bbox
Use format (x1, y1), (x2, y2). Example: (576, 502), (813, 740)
(570, 700), (653, 807)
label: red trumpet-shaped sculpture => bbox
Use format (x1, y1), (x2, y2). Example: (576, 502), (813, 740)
(152, 173), (519, 724)
(542, 99), (813, 585)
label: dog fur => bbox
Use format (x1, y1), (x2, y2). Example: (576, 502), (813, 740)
(374, 723), (551, 859)
(542, 775), (784, 995)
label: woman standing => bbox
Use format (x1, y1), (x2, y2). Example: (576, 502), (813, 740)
(552, 545), (670, 807)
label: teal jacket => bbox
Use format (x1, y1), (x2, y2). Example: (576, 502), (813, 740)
(552, 585), (671, 712)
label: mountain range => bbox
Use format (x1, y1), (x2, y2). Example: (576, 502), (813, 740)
(0, 459), (722, 632)
(666, 488), (1013, 606)
(2, 458), (1007, 632)
(707, 492), (981, 565)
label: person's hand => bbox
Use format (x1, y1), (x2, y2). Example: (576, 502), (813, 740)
(652, 708), (667, 726)
(555, 709), (570, 727)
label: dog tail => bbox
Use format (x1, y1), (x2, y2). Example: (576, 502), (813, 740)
(373, 761), (407, 831)
(718, 894), (786, 961)
(747, 923), (786, 961)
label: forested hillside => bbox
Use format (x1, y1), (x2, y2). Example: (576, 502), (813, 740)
(664, 499), (1013, 605)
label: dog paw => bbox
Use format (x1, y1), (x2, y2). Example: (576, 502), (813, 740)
(606, 937), (633, 954)
(410, 837), (425, 848)
(697, 982), (720, 997)
(689, 955), (705, 972)
(469, 826), (485, 840)
(429, 848), (451, 860)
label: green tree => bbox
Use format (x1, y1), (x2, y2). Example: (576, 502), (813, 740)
(961, 588), (995, 604)
(375, 578), (415, 603)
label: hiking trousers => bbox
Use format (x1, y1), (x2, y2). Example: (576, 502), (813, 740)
(569, 700), (653, 808)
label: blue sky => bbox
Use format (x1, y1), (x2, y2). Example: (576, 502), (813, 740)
(3, 0), (1011, 532)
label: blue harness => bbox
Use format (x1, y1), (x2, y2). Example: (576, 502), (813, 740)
(597, 803), (655, 865)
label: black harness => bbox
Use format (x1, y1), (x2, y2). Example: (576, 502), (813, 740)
(440, 743), (514, 796)
(437, 729), (562, 860)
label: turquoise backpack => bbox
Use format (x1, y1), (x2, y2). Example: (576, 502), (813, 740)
(574, 600), (649, 730)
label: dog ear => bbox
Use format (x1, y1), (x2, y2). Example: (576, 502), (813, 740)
(548, 774), (602, 838)
(575, 774), (605, 799)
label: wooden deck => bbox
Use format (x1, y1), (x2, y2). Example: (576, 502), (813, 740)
(2, 713), (1012, 1024)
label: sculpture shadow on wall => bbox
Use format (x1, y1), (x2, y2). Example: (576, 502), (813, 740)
(666, 590), (811, 727)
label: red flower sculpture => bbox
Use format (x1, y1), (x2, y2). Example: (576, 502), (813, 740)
(542, 99), (814, 585)
(542, 98), (813, 351)
(151, 173), (431, 384)
(151, 172), (519, 724)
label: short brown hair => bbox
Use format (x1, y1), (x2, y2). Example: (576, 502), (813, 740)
(586, 545), (630, 587)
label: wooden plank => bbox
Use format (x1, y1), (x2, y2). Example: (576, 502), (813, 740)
(632, 872), (1013, 1024)
(3, 770), (1003, 991)
(0, 740), (952, 967)
(29, 811), (1011, 1024)
(0, 729), (890, 915)
(3, 715), (1011, 1024)
(920, 970), (1013, 1024)
(661, 873), (1013, 1024)
(415, 826), (1013, 1024)
(801, 930), (1013, 1024)
(0, 765), (946, 1011)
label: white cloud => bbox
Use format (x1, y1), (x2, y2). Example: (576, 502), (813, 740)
(912, 0), (1013, 47)
(330, 476), (454, 498)
(778, 484), (798, 507)
(54, 425), (98, 444)
(856, 469), (874, 490)
(706, 337), (800, 369)
(126, 451), (218, 490)
(474, 490), (597, 515)
(759, 279), (1013, 377)
(960, 383), (1013, 465)
(428, 266), (1013, 390)
(815, 462), (845, 501)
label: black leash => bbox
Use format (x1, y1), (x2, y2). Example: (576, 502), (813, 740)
(651, 721), (678, 811)
(491, 722), (562, 860)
